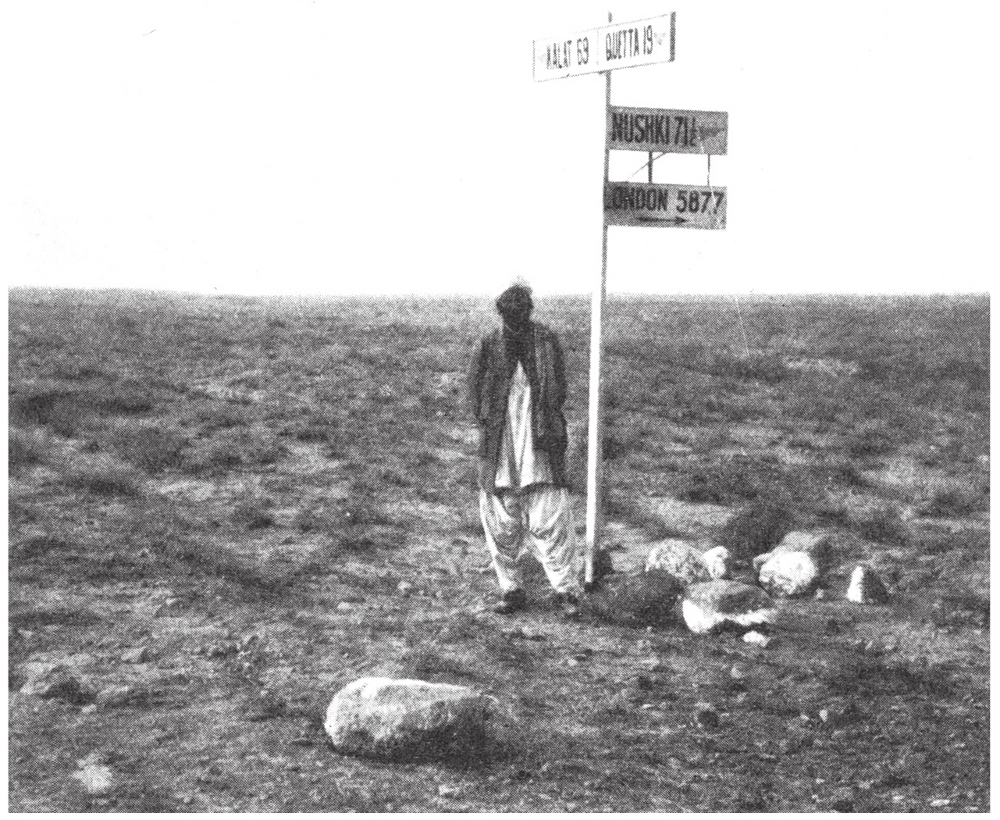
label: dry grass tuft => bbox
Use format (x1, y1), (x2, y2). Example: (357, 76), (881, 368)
(63, 462), (144, 497)
(8, 428), (49, 471)
(717, 498), (795, 559)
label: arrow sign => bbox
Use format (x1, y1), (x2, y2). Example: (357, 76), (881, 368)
(608, 106), (728, 155)
(533, 13), (675, 81)
(604, 181), (727, 229)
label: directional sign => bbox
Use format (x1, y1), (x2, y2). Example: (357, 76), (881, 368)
(533, 13), (675, 81)
(604, 182), (727, 229)
(608, 106), (728, 155)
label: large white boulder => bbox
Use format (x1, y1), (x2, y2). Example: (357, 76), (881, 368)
(754, 531), (834, 597)
(846, 565), (890, 604)
(753, 531), (833, 573)
(701, 546), (731, 580)
(681, 580), (776, 635)
(324, 677), (490, 760)
(757, 551), (819, 597)
(645, 539), (711, 584)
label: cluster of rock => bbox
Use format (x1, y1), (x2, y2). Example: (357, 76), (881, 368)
(320, 533), (893, 762)
(641, 531), (890, 637)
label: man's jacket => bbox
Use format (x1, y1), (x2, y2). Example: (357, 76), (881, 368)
(468, 322), (569, 492)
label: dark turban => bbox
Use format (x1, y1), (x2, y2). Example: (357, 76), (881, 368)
(495, 284), (533, 315)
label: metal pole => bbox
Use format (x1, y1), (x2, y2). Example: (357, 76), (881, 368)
(584, 12), (612, 590)
(648, 151), (654, 183)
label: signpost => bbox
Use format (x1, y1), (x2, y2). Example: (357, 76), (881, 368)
(532, 12), (727, 588)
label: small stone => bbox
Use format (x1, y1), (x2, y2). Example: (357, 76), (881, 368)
(121, 646), (148, 664)
(566, 658), (579, 667)
(930, 798), (950, 808)
(681, 580), (775, 635)
(695, 702), (720, 728)
(846, 565), (890, 604)
(730, 663), (748, 681)
(19, 663), (95, 705)
(814, 588), (826, 600)
(645, 539), (712, 584)
(336, 602), (354, 612)
(830, 786), (854, 811)
(438, 785), (458, 798)
(96, 685), (135, 707)
(743, 630), (770, 647)
(819, 708), (830, 723)
(700, 546), (731, 580)
(757, 551), (819, 597)
(72, 763), (114, 796)
(397, 581), (415, 596)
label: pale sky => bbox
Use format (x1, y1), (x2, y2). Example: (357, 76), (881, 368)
(3, 1), (997, 296)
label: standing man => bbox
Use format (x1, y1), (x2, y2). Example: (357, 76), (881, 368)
(468, 282), (582, 617)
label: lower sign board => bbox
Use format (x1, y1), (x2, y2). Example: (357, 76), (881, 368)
(604, 181), (727, 229)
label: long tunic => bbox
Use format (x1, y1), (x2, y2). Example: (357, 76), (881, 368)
(494, 362), (553, 490)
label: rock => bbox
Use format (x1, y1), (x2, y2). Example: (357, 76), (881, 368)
(73, 753), (114, 796)
(19, 663), (95, 705)
(580, 570), (683, 627)
(324, 678), (490, 760)
(757, 550), (819, 597)
(694, 702), (720, 728)
(397, 581), (415, 596)
(846, 565), (890, 604)
(742, 630), (770, 647)
(96, 685), (134, 707)
(681, 580), (776, 635)
(830, 786), (855, 812)
(645, 539), (711, 584)
(121, 646), (148, 664)
(753, 531), (834, 573)
(592, 548), (615, 584)
(438, 785), (459, 798)
(336, 602), (354, 612)
(701, 546), (731, 580)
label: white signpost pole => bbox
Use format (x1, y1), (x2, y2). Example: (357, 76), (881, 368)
(532, 11), (700, 591)
(584, 14), (613, 590)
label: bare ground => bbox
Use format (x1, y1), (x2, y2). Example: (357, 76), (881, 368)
(8, 289), (989, 811)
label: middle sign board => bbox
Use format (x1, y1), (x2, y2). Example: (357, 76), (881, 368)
(608, 106), (728, 155)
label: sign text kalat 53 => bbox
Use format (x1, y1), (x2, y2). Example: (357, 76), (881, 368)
(533, 13), (675, 81)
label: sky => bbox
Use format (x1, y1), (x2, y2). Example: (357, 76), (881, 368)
(3, 1), (997, 296)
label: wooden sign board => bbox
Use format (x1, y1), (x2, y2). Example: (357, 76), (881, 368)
(533, 13), (675, 81)
(604, 182), (727, 229)
(608, 106), (728, 155)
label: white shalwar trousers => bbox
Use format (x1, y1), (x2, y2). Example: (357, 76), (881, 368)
(479, 485), (581, 596)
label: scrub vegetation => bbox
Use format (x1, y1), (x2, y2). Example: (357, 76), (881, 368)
(8, 288), (988, 811)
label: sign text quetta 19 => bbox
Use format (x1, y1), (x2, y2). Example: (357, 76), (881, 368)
(533, 13), (675, 81)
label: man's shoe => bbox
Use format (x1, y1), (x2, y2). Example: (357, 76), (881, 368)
(494, 588), (527, 615)
(555, 592), (580, 619)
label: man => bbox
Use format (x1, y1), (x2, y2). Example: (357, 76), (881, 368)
(468, 282), (581, 617)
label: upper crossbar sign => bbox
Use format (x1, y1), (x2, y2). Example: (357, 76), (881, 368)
(532, 13), (675, 81)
